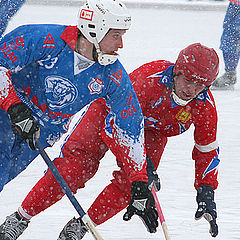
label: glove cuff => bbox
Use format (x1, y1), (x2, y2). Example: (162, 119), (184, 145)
(196, 185), (214, 203)
(8, 102), (33, 118)
(146, 155), (161, 191)
(131, 181), (149, 198)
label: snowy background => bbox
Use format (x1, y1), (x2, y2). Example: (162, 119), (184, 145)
(0, 1), (240, 240)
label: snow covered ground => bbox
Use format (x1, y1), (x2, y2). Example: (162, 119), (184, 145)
(0, 2), (239, 240)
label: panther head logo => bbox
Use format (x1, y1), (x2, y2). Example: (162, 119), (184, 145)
(45, 76), (78, 110)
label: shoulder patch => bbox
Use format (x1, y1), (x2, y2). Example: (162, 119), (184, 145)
(42, 33), (56, 49)
(109, 69), (122, 86)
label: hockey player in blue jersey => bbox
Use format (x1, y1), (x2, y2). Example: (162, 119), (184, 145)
(0, 0), (159, 239)
(212, 0), (240, 89)
(0, 0), (26, 38)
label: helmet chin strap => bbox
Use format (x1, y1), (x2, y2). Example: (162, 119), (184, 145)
(93, 38), (118, 66)
(171, 91), (192, 106)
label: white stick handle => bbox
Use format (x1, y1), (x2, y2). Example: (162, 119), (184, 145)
(161, 222), (171, 240)
(82, 215), (104, 240)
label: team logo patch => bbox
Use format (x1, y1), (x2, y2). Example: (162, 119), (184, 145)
(176, 108), (192, 123)
(80, 9), (93, 21)
(88, 77), (104, 95)
(42, 33), (56, 49)
(45, 75), (78, 109)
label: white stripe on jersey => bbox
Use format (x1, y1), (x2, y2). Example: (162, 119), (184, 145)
(195, 140), (218, 153)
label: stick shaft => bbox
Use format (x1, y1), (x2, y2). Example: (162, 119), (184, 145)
(151, 187), (171, 240)
(35, 139), (104, 240)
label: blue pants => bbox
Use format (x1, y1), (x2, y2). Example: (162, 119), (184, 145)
(0, 109), (51, 192)
(0, 0), (26, 37)
(220, 2), (240, 72)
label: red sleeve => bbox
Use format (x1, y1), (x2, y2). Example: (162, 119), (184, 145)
(193, 91), (219, 190)
(101, 60), (174, 182)
(0, 68), (21, 111)
(130, 60), (174, 111)
(145, 129), (167, 169)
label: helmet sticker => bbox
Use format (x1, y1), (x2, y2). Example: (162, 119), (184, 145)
(80, 9), (93, 21)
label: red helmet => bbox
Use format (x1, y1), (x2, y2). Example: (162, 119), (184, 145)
(174, 43), (219, 86)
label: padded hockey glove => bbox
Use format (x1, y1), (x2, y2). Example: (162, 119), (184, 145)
(146, 155), (161, 191)
(195, 185), (218, 237)
(8, 102), (40, 150)
(123, 181), (158, 233)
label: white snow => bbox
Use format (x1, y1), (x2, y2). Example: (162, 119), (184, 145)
(0, 2), (239, 240)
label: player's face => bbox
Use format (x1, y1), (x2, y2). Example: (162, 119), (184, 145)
(99, 29), (126, 55)
(174, 74), (206, 101)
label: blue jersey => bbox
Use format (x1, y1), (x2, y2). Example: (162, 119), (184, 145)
(0, 25), (146, 190)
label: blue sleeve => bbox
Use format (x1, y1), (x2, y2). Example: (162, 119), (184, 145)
(0, 24), (66, 70)
(103, 61), (146, 175)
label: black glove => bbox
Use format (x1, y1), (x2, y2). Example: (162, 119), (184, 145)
(195, 185), (218, 237)
(8, 102), (39, 150)
(146, 154), (161, 191)
(123, 181), (158, 233)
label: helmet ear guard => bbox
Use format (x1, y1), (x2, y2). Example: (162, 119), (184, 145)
(77, 0), (131, 65)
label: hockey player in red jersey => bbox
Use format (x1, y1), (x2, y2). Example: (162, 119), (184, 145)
(56, 43), (220, 239)
(0, 0), (159, 239)
(0, 43), (220, 239)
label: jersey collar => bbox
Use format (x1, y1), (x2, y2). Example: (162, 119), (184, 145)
(60, 25), (79, 51)
(158, 65), (174, 88)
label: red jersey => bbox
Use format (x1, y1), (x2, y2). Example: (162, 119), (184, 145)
(229, 0), (240, 6)
(19, 60), (220, 222)
(130, 60), (219, 190)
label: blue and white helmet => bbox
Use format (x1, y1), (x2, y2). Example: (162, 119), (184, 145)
(77, 0), (131, 65)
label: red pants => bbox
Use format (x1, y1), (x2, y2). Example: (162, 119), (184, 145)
(88, 129), (167, 225)
(20, 100), (167, 225)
